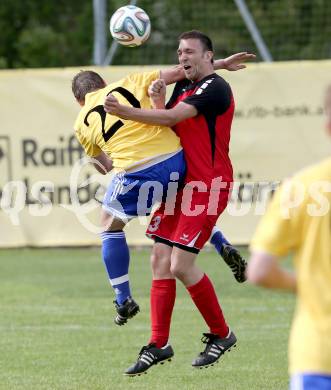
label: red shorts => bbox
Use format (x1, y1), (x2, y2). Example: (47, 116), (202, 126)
(146, 187), (230, 253)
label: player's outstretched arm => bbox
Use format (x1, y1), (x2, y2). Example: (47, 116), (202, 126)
(160, 52), (255, 85)
(214, 52), (256, 71)
(104, 94), (196, 127)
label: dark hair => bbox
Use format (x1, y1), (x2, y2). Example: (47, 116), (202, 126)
(72, 70), (106, 102)
(178, 30), (214, 52)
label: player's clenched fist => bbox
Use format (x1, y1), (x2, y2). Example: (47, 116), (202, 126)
(148, 79), (166, 97)
(104, 94), (120, 115)
(148, 79), (166, 109)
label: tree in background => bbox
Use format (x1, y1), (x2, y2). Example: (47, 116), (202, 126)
(0, 0), (330, 68)
(0, 0), (93, 68)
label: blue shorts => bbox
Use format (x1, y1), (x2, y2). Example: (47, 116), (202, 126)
(103, 150), (186, 220)
(290, 373), (331, 390)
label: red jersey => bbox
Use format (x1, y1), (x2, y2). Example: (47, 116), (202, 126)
(167, 73), (234, 188)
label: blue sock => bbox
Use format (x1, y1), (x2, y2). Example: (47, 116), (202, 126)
(210, 226), (231, 255)
(101, 231), (131, 305)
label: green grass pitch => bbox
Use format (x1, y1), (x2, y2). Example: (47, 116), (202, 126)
(0, 248), (294, 390)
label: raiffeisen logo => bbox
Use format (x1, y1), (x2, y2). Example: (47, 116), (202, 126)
(22, 135), (84, 167)
(0, 135), (106, 227)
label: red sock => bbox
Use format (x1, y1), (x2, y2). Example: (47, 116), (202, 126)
(187, 274), (228, 338)
(149, 279), (176, 348)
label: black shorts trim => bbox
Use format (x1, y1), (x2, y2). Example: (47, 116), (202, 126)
(152, 235), (200, 254)
(173, 242), (200, 254)
(153, 236), (174, 248)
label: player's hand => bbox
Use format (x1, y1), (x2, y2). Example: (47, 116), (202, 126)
(148, 79), (166, 109)
(104, 94), (120, 115)
(148, 79), (166, 97)
(223, 52), (256, 71)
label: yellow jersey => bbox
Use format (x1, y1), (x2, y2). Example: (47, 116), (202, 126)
(251, 157), (331, 375)
(74, 70), (181, 170)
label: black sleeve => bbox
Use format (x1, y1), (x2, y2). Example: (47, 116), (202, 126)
(183, 77), (232, 116)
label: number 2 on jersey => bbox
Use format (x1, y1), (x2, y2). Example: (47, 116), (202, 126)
(84, 87), (141, 142)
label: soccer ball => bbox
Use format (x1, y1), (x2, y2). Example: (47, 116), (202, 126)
(109, 5), (151, 47)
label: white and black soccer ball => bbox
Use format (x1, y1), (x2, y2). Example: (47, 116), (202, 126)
(109, 5), (151, 47)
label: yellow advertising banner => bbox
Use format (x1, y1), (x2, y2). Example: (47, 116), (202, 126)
(0, 61), (330, 247)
